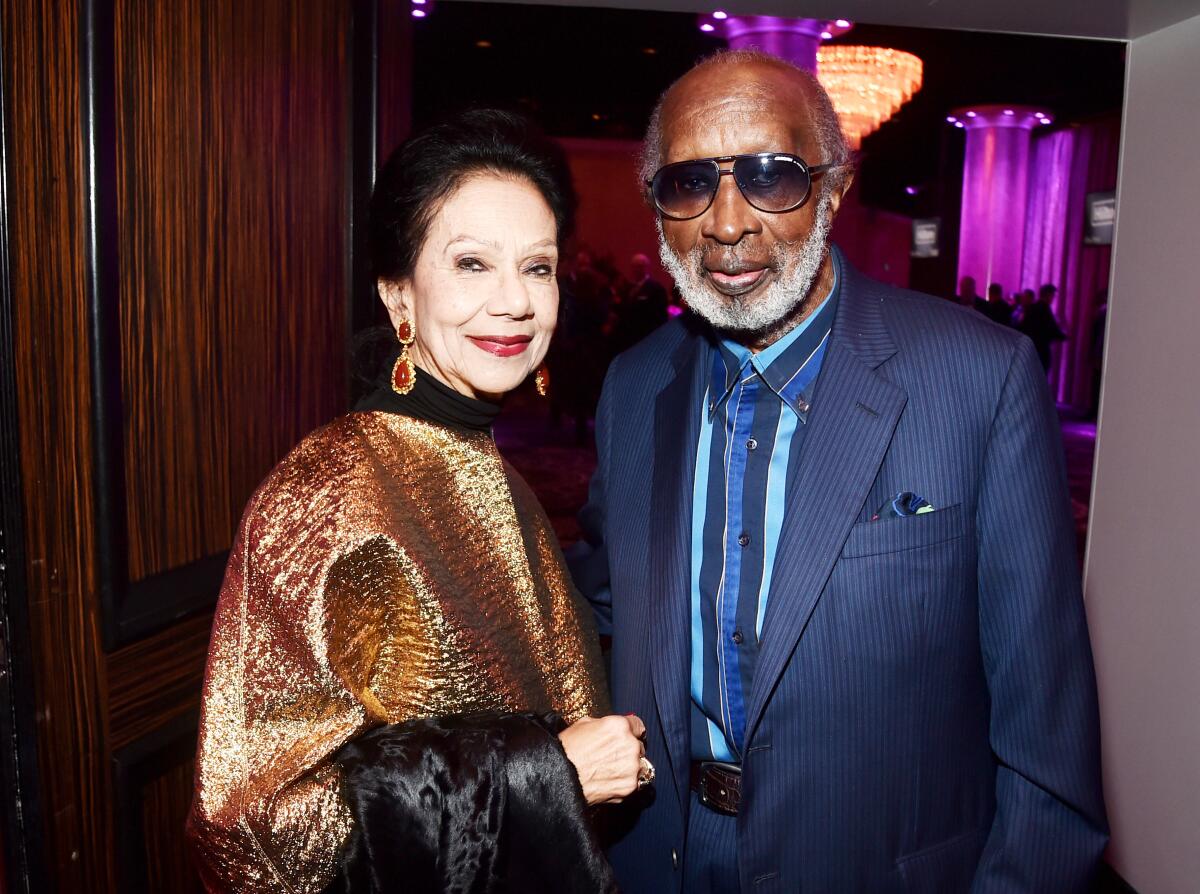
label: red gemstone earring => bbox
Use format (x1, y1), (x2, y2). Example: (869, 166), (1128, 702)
(534, 364), (550, 398)
(391, 319), (416, 395)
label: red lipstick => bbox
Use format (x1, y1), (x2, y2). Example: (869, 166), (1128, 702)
(467, 335), (532, 357)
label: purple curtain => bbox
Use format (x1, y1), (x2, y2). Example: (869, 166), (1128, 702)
(1021, 117), (1121, 409)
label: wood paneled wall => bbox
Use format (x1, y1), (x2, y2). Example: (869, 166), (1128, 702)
(2, 1), (107, 889)
(1, 0), (409, 889)
(114, 0), (349, 583)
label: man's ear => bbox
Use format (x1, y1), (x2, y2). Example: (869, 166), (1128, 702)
(377, 279), (411, 330)
(826, 169), (856, 219)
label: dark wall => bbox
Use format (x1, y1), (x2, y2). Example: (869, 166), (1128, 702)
(0, 1), (409, 889)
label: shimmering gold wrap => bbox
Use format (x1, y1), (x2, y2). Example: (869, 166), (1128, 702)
(187, 412), (610, 893)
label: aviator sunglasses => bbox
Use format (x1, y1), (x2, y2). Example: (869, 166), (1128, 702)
(647, 152), (839, 221)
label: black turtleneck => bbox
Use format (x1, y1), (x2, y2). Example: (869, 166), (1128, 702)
(356, 366), (502, 434)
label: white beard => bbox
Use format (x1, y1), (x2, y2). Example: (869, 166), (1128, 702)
(657, 190), (833, 339)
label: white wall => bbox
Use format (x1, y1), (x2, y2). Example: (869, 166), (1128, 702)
(1084, 12), (1200, 894)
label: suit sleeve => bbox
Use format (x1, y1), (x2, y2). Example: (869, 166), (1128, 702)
(971, 336), (1109, 893)
(565, 357), (621, 636)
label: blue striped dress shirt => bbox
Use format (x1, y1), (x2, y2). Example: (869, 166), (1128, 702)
(689, 271), (839, 761)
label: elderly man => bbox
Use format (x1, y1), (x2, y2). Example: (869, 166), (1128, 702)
(569, 50), (1107, 892)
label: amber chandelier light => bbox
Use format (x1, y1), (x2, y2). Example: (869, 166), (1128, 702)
(816, 46), (923, 149)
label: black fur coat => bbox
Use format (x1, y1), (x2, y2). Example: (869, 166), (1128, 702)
(324, 712), (618, 894)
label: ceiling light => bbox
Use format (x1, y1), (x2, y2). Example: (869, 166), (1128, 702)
(816, 46), (923, 149)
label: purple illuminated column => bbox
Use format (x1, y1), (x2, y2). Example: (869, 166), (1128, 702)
(954, 105), (1046, 294)
(720, 17), (828, 71)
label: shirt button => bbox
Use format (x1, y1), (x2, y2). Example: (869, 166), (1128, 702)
(746, 438), (758, 450)
(671, 848), (679, 869)
(738, 532), (750, 547)
(732, 629), (744, 645)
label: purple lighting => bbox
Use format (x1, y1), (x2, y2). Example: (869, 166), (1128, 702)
(955, 121), (965, 128)
(721, 17), (829, 72)
(956, 105), (1043, 308)
(835, 18), (851, 27)
(411, 7), (425, 15)
(700, 22), (715, 32)
(946, 116), (957, 123)
(966, 110), (977, 118)
(712, 9), (728, 19)
(905, 185), (918, 195)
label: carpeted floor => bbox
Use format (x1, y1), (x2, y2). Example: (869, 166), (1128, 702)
(498, 392), (1097, 567)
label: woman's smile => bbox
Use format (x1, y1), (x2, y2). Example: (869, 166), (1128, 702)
(466, 334), (533, 357)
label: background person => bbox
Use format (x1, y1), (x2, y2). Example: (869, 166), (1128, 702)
(1018, 283), (1070, 372)
(976, 281), (1014, 326)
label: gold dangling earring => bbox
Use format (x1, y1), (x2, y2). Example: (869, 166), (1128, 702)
(534, 364), (550, 397)
(391, 319), (416, 395)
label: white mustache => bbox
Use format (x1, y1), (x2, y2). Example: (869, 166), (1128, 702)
(692, 245), (775, 276)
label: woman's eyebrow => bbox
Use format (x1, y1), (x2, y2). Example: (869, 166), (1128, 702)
(444, 234), (501, 251)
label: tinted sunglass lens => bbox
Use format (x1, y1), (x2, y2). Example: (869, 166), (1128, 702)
(733, 156), (811, 212)
(653, 162), (719, 219)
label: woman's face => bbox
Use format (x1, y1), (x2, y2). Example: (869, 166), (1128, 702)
(380, 175), (559, 401)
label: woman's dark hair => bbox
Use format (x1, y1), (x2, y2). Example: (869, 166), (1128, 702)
(369, 109), (577, 282)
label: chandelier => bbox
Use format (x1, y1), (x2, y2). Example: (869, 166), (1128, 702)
(816, 46), (923, 149)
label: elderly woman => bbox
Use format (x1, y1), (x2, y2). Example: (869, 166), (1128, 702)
(187, 110), (647, 894)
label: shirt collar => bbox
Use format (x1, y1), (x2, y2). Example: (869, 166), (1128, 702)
(708, 261), (840, 421)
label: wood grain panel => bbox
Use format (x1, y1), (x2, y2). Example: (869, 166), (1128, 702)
(106, 612), (212, 752)
(4, 0), (363, 886)
(377, 3), (414, 164)
(115, 0), (351, 583)
(1, 0), (113, 888)
(141, 759), (204, 894)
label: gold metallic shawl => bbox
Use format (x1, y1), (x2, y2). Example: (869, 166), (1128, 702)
(187, 412), (610, 893)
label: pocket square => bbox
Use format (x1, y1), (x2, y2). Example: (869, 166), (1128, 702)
(871, 491), (935, 521)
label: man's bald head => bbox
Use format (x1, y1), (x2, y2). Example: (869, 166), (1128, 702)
(639, 50), (852, 198)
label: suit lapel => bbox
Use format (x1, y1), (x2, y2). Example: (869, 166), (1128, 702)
(648, 331), (707, 812)
(744, 264), (908, 743)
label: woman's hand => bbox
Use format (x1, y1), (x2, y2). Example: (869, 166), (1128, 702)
(559, 714), (647, 805)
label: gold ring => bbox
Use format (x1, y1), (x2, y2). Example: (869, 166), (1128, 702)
(637, 756), (656, 788)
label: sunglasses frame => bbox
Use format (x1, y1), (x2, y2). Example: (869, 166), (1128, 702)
(646, 152), (838, 221)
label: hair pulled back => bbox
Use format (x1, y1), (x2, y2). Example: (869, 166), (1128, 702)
(369, 109), (576, 283)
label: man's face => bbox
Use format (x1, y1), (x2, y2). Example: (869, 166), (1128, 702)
(654, 64), (842, 340)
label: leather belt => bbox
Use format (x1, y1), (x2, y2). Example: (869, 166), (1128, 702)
(689, 761), (742, 816)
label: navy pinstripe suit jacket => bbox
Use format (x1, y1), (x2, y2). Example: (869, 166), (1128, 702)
(569, 251), (1108, 893)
